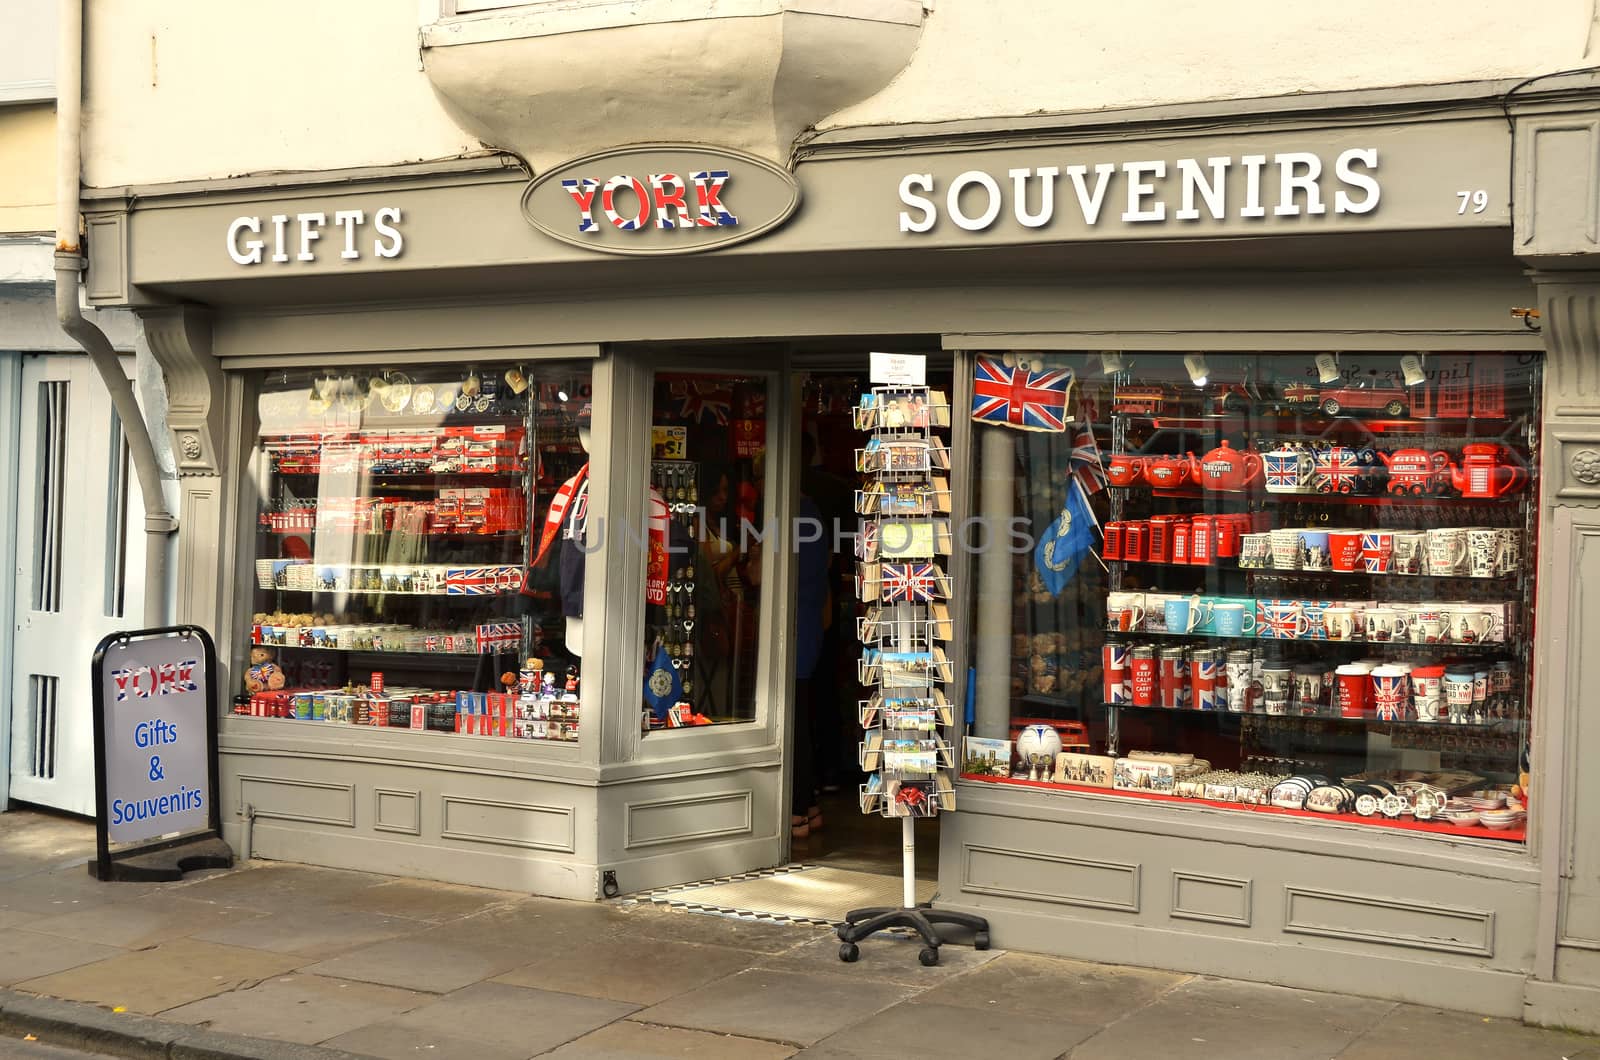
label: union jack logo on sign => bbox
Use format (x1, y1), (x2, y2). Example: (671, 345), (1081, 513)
(971, 356), (1073, 433)
(881, 562), (941, 603)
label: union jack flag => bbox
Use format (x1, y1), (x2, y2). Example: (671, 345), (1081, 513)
(1315, 447), (1362, 494)
(881, 562), (942, 603)
(1068, 418), (1107, 495)
(446, 568), (500, 595)
(672, 381), (732, 425)
(971, 356), (1074, 433)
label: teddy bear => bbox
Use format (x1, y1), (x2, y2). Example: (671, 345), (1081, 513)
(245, 646), (286, 693)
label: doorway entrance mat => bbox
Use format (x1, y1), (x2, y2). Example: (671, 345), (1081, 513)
(623, 864), (936, 927)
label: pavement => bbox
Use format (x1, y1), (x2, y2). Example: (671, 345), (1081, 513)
(3, 810), (1599, 1060)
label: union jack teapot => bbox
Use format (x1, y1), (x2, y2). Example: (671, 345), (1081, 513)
(1313, 444), (1382, 495)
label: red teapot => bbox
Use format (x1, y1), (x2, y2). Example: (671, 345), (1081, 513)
(1106, 454), (1145, 487)
(1379, 448), (1451, 496)
(1187, 441), (1263, 492)
(1448, 443), (1528, 498)
(1144, 456), (1191, 489)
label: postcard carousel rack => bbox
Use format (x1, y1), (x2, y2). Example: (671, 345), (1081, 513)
(841, 383), (988, 966)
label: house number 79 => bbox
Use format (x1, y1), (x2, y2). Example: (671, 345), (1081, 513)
(1456, 190), (1489, 215)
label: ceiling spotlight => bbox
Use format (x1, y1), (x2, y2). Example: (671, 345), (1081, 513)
(1316, 353), (1342, 384)
(557, 390), (569, 403)
(1184, 354), (1209, 389)
(1097, 350), (1124, 375)
(1400, 354), (1426, 387)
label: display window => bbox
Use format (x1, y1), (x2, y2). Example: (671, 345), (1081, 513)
(959, 351), (1538, 842)
(640, 370), (769, 729)
(241, 363), (591, 743)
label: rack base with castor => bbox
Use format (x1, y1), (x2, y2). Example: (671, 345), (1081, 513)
(836, 902), (990, 966)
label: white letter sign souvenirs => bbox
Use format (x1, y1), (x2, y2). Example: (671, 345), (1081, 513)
(91, 625), (233, 881)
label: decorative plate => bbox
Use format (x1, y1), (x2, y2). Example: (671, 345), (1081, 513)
(411, 385), (436, 416)
(380, 373), (412, 413)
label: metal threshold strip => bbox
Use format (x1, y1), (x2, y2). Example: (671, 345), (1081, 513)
(624, 864), (936, 927)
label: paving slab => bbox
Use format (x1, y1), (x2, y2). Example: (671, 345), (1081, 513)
(158, 973), (428, 1045)
(320, 1020), (533, 1060)
(377, 980), (637, 1056)
(330, 878), (511, 924)
(191, 906), (425, 960)
(1068, 976), (1395, 1060)
(913, 951), (1187, 1025)
(417, 897), (633, 951)
(171, 863), (390, 913)
(302, 937), (533, 994)
(0, 870), (160, 918)
(14, 937), (304, 1015)
(542, 1020), (797, 1059)
(24, 894), (266, 950)
(1335, 1004), (1600, 1060)
(494, 934), (754, 1006)
(802, 999), (1098, 1059)
(616, 905), (819, 955)
(0, 930), (124, 989)
(631, 968), (914, 1047)
(760, 933), (1002, 987)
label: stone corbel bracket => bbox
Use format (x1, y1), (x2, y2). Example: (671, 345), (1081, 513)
(140, 305), (225, 477)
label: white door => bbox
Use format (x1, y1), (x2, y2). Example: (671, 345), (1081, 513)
(9, 353), (145, 814)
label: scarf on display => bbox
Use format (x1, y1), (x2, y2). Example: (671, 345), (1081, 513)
(528, 464), (671, 607)
(532, 464), (588, 569)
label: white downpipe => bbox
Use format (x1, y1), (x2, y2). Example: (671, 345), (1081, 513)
(55, 0), (175, 628)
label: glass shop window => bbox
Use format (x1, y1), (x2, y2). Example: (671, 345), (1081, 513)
(640, 371), (770, 729)
(243, 362), (592, 744)
(960, 351), (1538, 842)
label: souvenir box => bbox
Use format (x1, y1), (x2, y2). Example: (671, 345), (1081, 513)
(1113, 758), (1176, 794)
(1053, 752), (1114, 788)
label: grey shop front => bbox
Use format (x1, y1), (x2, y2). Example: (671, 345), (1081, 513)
(80, 92), (1600, 1027)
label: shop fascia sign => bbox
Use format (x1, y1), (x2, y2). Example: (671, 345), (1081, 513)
(226, 207), (404, 266)
(521, 143), (801, 255)
(897, 147), (1382, 233)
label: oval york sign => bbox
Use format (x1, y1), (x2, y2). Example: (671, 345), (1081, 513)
(522, 144), (800, 256)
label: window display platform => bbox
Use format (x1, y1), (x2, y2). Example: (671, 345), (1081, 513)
(960, 773), (1526, 843)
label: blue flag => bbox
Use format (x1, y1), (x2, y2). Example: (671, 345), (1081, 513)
(1033, 478), (1098, 596)
(643, 643), (682, 720)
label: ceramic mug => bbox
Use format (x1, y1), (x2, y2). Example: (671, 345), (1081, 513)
(1496, 529), (1521, 575)
(1407, 607), (1447, 645)
(1224, 659), (1253, 712)
(1143, 592), (1179, 633)
(1426, 526), (1468, 576)
(1293, 665), (1325, 713)
(1391, 531), (1427, 576)
(1164, 596), (1211, 635)
(1443, 669), (1476, 721)
(1259, 601), (1311, 639)
(1214, 603), (1257, 637)
(1447, 606), (1493, 645)
(1261, 664), (1294, 700)
(1336, 662), (1374, 718)
(1364, 606), (1408, 643)
(1300, 530), (1331, 571)
(1269, 529), (1304, 570)
(1361, 531), (1395, 573)
(1239, 533), (1272, 569)
(1370, 664), (1411, 721)
(1329, 530), (1365, 572)
(1467, 528), (1500, 578)
(1106, 591), (1146, 632)
(1322, 606), (1358, 642)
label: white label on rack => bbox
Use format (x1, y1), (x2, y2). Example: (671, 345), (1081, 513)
(870, 351), (926, 386)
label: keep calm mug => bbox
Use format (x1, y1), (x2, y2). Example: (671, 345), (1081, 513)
(1164, 596), (1212, 635)
(1214, 603), (1257, 637)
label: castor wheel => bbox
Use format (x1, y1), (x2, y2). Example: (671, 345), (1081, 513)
(974, 931), (991, 951)
(838, 942), (860, 963)
(918, 946), (939, 967)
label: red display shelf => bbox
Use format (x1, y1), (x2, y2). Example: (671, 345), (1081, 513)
(960, 772), (1525, 842)
(1140, 413), (1523, 437)
(1112, 483), (1522, 506)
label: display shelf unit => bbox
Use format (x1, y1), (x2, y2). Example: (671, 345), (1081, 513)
(979, 355), (1540, 842)
(843, 382), (987, 965)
